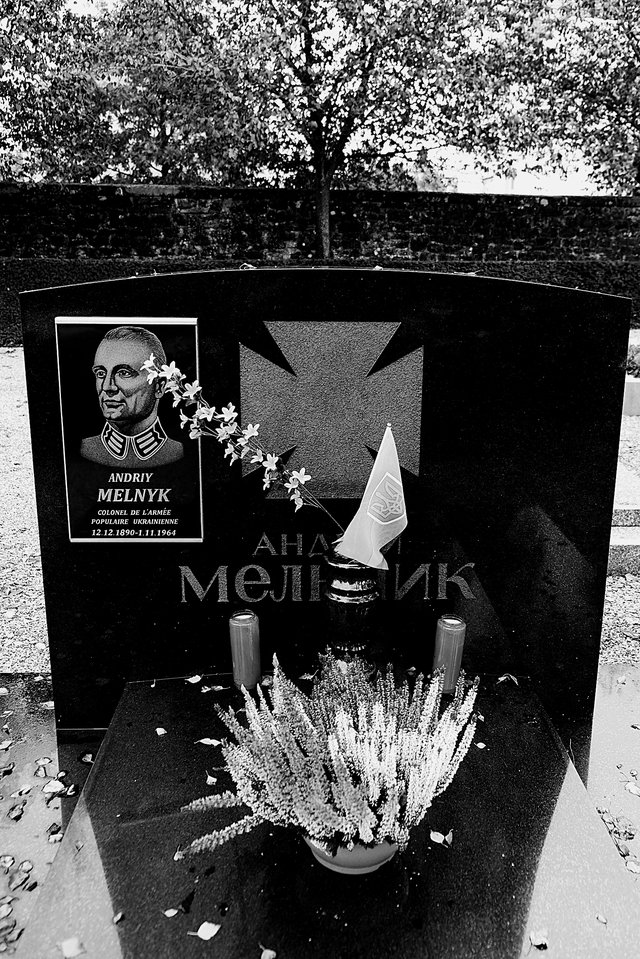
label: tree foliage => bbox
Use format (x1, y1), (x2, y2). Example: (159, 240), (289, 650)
(0, 0), (111, 179)
(521, 0), (640, 192)
(6, 0), (600, 252)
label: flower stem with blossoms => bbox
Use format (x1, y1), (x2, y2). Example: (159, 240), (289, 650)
(141, 355), (344, 533)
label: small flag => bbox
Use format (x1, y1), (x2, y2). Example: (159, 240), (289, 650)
(335, 425), (407, 570)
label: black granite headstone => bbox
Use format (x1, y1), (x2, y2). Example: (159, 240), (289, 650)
(20, 269), (629, 768)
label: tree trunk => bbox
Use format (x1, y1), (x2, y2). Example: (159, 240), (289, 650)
(315, 173), (331, 260)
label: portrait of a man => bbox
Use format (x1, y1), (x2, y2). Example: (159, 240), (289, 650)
(80, 325), (184, 468)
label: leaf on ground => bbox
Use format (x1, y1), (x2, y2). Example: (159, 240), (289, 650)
(18, 860), (33, 873)
(596, 914), (607, 924)
(185, 675), (202, 684)
(260, 676), (273, 688)
(476, 742), (486, 749)
(112, 912), (124, 924)
(625, 782), (640, 797)
(156, 728), (168, 737)
(0, 741), (13, 751)
(187, 922), (221, 941)
(0, 904), (12, 920)
(7, 802), (26, 821)
(10, 786), (31, 798)
(163, 908), (179, 918)
(529, 929), (548, 949)
(42, 780), (66, 796)
(625, 858), (640, 873)
(616, 675), (627, 685)
(195, 739), (221, 747)
(0, 857), (15, 872)
(206, 772), (217, 785)
(35, 757), (52, 767)
(497, 674), (519, 686)
(260, 947), (277, 959)
(9, 871), (30, 891)
(79, 753), (94, 765)
(298, 674), (316, 681)
(57, 936), (86, 957)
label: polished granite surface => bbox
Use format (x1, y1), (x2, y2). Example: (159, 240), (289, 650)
(21, 269), (630, 746)
(21, 673), (640, 959)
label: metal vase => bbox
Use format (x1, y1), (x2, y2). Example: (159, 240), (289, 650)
(323, 550), (380, 656)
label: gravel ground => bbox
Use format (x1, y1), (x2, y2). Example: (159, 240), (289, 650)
(0, 346), (638, 671)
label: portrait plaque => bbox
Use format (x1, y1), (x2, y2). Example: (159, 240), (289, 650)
(55, 317), (203, 543)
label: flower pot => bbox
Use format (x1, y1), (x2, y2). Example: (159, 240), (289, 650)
(303, 836), (398, 875)
(323, 550), (381, 655)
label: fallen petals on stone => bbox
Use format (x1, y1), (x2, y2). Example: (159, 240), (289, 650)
(195, 738), (221, 747)
(0, 764), (14, 778)
(0, 857), (15, 873)
(187, 922), (221, 941)
(430, 830), (452, 847)
(35, 757), (52, 767)
(79, 754), (94, 765)
(260, 946), (277, 959)
(57, 936), (86, 957)
(625, 782), (640, 797)
(596, 914), (607, 925)
(112, 912), (124, 924)
(185, 675), (202, 684)
(206, 772), (217, 785)
(10, 786), (31, 798)
(497, 674), (519, 686)
(0, 741), (13, 752)
(529, 929), (548, 949)
(18, 860), (33, 873)
(156, 728), (168, 737)
(41, 701), (55, 710)
(476, 742), (486, 749)
(163, 908), (179, 918)
(0, 903), (12, 920)
(625, 857), (640, 873)
(616, 675), (627, 685)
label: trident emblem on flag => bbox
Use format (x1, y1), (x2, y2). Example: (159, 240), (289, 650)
(367, 473), (405, 525)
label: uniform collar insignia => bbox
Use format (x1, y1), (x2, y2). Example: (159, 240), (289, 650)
(101, 420), (168, 461)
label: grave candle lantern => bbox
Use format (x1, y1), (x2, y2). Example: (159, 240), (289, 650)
(229, 610), (261, 690)
(432, 615), (467, 694)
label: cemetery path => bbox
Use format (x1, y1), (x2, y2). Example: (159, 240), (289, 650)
(0, 347), (638, 671)
(0, 348), (48, 672)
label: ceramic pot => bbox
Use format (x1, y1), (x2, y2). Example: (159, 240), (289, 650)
(323, 549), (380, 655)
(303, 836), (398, 875)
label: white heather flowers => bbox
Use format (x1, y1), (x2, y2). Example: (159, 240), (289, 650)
(141, 355), (340, 529)
(176, 652), (478, 860)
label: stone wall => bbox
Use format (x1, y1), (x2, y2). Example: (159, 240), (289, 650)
(2, 184), (639, 344)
